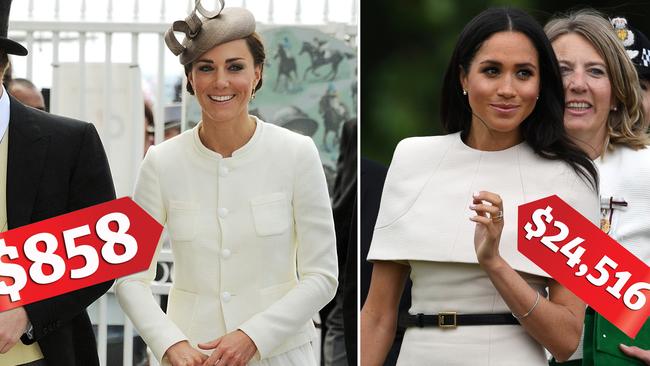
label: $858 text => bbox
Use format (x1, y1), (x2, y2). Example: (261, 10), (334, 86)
(0, 212), (137, 302)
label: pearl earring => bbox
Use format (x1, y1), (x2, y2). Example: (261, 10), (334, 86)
(611, 106), (618, 111)
(250, 92), (256, 101)
(462, 89), (467, 95)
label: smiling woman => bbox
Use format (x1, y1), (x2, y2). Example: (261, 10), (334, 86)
(459, 31), (540, 150)
(551, 33), (614, 157)
(360, 7), (600, 366)
(186, 39), (262, 151)
(114, 2), (338, 366)
(545, 11), (648, 158)
(544, 10), (650, 366)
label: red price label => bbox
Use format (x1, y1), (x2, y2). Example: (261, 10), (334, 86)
(0, 197), (162, 311)
(518, 195), (650, 338)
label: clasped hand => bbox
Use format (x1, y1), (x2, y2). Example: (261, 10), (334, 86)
(0, 306), (29, 354)
(165, 330), (257, 366)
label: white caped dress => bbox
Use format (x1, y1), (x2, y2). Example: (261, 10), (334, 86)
(368, 133), (599, 366)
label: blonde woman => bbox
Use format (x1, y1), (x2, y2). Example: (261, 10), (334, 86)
(545, 9), (650, 366)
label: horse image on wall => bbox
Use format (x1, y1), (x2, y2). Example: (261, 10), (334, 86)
(300, 39), (355, 81)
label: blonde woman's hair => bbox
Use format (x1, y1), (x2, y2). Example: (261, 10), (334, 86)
(545, 9), (650, 152)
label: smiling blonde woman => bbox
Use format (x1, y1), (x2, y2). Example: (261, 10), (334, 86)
(545, 9), (650, 366)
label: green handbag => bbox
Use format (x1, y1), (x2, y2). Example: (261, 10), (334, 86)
(582, 307), (650, 366)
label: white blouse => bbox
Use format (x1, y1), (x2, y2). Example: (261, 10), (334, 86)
(597, 145), (650, 263)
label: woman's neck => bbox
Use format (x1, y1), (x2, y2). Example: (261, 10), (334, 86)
(198, 114), (257, 157)
(567, 124), (607, 160)
(465, 124), (523, 151)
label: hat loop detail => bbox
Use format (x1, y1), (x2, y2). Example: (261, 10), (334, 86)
(183, 12), (203, 37)
(164, 0), (225, 56)
(164, 28), (184, 56)
(195, 0), (225, 19)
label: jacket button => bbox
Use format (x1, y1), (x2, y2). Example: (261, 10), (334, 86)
(222, 291), (232, 302)
(219, 166), (230, 177)
(221, 249), (232, 259)
(218, 207), (229, 218)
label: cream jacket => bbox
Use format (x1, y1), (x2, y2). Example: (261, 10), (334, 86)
(115, 119), (338, 363)
(597, 145), (650, 263)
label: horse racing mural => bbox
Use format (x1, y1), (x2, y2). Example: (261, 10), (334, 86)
(184, 26), (357, 192)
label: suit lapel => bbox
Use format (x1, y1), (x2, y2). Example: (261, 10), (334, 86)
(6, 99), (49, 229)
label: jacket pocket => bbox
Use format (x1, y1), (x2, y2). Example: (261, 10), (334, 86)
(250, 192), (290, 236)
(167, 201), (199, 242)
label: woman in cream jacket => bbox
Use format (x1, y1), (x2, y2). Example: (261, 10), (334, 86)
(115, 2), (338, 366)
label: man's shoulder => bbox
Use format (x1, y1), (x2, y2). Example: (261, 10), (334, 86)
(12, 104), (96, 143)
(25, 109), (90, 133)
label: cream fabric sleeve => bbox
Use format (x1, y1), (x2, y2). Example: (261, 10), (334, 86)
(367, 136), (441, 262)
(366, 134), (600, 276)
(238, 136), (338, 358)
(114, 146), (187, 363)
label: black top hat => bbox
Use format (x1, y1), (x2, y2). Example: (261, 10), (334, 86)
(272, 106), (318, 137)
(0, 0), (27, 56)
(611, 17), (650, 80)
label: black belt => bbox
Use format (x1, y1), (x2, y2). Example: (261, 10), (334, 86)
(399, 312), (520, 329)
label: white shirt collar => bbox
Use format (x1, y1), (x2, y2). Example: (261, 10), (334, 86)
(0, 86), (10, 142)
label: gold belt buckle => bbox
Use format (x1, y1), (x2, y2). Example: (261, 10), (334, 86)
(438, 312), (457, 328)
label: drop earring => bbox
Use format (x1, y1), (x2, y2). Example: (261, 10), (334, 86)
(250, 91), (256, 101)
(462, 89), (467, 95)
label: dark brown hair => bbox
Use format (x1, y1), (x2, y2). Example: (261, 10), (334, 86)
(0, 51), (10, 84)
(440, 7), (598, 189)
(184, 32), (265, 95)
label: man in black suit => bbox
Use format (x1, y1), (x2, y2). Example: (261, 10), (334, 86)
(323, 119), (357, 365)
(342, 157), (386, 365)
(344, 157), (411, 366)
(0, 1), (115, 365)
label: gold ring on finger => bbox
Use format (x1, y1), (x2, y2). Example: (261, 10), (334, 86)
(492, 210), (504, 222)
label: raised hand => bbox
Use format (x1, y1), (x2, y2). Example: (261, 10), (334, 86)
(469, 191), (505, 266)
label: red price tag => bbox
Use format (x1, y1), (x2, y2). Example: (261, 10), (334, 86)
(518, 195), (650, 338)
(0, 197), (162, 312)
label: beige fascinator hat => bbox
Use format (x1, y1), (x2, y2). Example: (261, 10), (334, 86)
(165, 0), (256, 65)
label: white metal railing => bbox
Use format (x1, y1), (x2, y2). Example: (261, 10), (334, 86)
(8, 1), (355, 365)
(9, 1), (357, 171)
